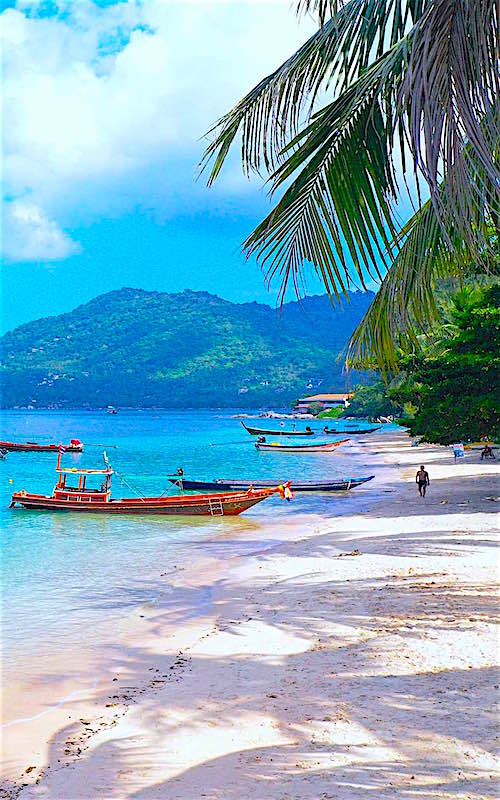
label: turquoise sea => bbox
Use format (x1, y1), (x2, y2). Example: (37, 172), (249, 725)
(1, 410), (381, 686)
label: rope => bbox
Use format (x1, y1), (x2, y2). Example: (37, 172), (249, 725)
(112, 466), (180, 500)
(112, 468), (147, 501)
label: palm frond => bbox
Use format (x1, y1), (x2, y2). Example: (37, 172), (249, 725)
(296, 0), (339, 25)
(201, 0), (425, 183)
(346, 202), (453, 370)
(346, 169), (499, 370)
(200, 0), (500, 370)
(242, 41), (413, 301)
(399, 0), (500, 243)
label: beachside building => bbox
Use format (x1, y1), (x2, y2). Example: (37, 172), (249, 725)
(296, 393), (353, 413)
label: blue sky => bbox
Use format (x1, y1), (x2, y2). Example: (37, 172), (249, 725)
(2, 0), (339, 332)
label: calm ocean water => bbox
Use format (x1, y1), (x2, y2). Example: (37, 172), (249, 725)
(1, 410), (381, 681)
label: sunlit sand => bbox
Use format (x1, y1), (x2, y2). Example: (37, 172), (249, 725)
(2, 432), (499, 799)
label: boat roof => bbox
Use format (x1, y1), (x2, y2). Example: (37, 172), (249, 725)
(56, 466), (113, 476)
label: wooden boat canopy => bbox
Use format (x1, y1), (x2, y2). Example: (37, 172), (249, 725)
(56, 465), (113, 475)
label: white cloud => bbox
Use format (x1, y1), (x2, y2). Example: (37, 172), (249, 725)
(3, 200), (81, 261)
(2, 1), (315, 261)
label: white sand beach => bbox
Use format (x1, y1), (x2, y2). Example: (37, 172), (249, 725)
(2, 431), (499, 799)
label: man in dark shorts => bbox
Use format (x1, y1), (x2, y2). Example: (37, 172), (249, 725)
(416, 465), (430, 497)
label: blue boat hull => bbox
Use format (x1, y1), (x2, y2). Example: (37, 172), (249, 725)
(168, 476), (375, 493)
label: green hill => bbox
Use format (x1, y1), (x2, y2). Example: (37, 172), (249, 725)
(0, 288), (374, 408)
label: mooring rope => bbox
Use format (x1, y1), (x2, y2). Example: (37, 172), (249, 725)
(112, 467), (147, 502)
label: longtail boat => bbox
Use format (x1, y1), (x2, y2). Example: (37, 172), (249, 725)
(241, 421), (314, 437)
(323, 426), (381, 435)
(168, 476), (375, 492)
(255, 439), (348, 453)
(0, 438), (83, 453)
(9, 452), (283, 516)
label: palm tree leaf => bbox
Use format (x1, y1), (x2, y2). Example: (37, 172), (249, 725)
(201, 0), (425, 183)
(346, 165), (499, 370)
(398, 0), (500, 238)
(200, 0), (500, 370)
(296, 0), (339, 25)
(241, 41), (413, 299)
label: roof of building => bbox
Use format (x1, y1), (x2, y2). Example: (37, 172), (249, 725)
(298, 393), (354, 402)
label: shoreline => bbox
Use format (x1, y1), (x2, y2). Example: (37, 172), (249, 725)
(2, 431), (499, 799)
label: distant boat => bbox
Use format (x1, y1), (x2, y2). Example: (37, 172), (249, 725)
(107, 406), (117, 415)
(168, 476), (375, 492)
(241, 421), (314, 437)
(255, 439), (348, 453)
(10, 451), (284, 516)
(0, 448), (7, 459)
(0, 438), (83, 453)
(378, 416), (394, 423)
(323, 425), (381, 435)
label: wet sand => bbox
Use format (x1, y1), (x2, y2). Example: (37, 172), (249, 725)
(2, 431), (499, 799)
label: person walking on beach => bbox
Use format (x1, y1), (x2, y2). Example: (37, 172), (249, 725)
(416, 465), (430, 497)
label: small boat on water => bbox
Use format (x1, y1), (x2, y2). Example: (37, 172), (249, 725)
(323, 426), (381, 435)
(255, 439), (349, 453)
(241, 421), (314, 437)
(169, 476), (375, 492)
(0, 438), (83, 453)
(10, 452), (283, 516)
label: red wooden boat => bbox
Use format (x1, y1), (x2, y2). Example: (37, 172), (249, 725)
(0, 438), (83, 453)
(10, 452), (283, 516)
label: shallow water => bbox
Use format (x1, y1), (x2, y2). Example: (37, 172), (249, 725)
(1, 410), (383, 683)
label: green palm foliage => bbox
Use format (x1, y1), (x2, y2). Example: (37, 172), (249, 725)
(201, 0), (499, 366)
(393, 284), (500, 443)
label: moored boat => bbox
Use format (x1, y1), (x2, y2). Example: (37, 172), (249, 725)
(0, 438), (83, 453)
(10, 452), (284, 516)
(168, 476), (375, 492)
(323, 426), (381, 435)
(241, 421), (314, 437)
(255, 439), (348, 453)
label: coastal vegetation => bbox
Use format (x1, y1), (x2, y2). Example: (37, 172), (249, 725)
(0, 287), (373, 409)
(392, 284), (500, 444)
(202, 0), (498, 368)
(340, 381), (402, 422)
(342, 284), (500, 442)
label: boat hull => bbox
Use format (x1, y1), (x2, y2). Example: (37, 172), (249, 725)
(10, 488), (276, 516)
(0, 441), (83, 452)
(241, 422), (314, 436)
(169, 476), (375, 492)
(323, 426), (381, 435)
(255, 439), (348, 453)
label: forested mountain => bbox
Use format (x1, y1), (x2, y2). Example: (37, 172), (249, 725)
(1, 288), (374, 408)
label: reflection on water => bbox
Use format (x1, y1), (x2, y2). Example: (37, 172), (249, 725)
(1, 410), (380, 679)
